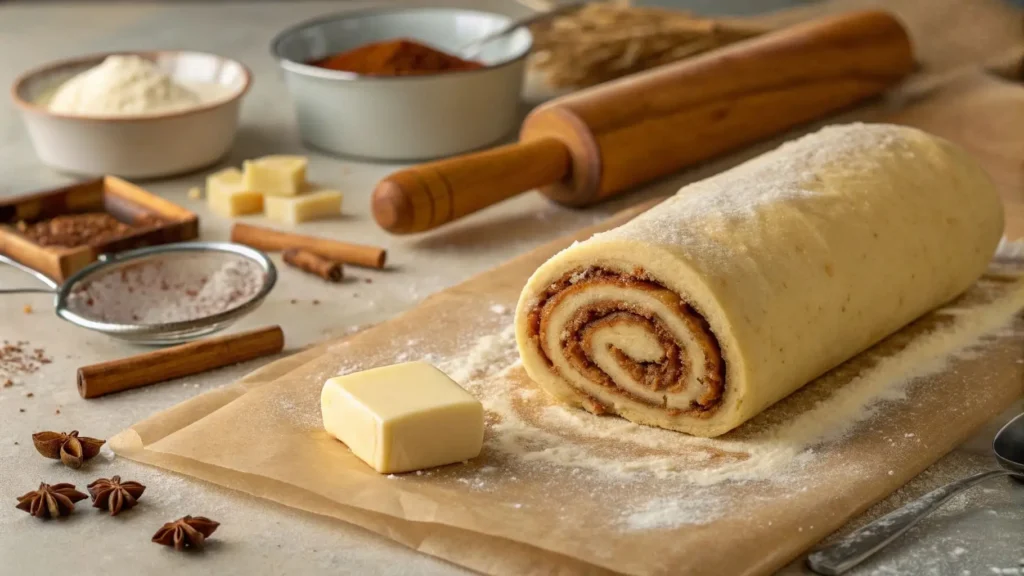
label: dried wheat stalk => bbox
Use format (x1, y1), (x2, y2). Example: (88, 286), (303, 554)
(528, 1), (768, 89)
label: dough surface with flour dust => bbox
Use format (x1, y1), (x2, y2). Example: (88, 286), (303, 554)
(515, 123), (1004, 437)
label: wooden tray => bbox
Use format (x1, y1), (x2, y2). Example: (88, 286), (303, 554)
(0, 176), (198, 282)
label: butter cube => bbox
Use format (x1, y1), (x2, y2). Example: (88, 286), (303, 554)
(206, 167), (244, 195)
(242, 155), (307, 196)
(206, 168), (263, 217)
(265, 189), (342, 225)
(321, 362), (484, 474)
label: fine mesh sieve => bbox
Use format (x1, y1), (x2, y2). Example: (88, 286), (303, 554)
(1, 242), (276, 345)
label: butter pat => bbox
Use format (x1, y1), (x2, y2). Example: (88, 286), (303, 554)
(206, 168), (263, 217)
(242, 155), (307, 196)
(265, 189), (343, 225)
(321, 362), (484, 473)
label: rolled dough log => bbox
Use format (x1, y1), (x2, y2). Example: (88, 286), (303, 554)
(515, 123), (1004, 437)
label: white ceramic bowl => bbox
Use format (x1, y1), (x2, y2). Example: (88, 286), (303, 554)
(11, 51), (251, 179)
(271, 8), (532, 161)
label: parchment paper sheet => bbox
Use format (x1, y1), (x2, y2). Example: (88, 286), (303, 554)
(109, 68), (1024, 575)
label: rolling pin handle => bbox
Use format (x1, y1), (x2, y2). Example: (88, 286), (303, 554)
(372, 138), (572, 234)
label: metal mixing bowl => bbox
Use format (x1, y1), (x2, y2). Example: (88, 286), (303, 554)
(271, 7), (532, 161)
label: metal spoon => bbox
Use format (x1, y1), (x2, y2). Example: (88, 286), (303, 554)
(458, 1), (585, 58)
(806, 412), (1024, 575)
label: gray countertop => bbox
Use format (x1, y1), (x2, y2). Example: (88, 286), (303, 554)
(0, 2), (1021, 575)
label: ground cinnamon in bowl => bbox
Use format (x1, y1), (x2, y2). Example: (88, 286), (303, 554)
(308, 38), (483, 76)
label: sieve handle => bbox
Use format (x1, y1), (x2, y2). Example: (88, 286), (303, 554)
(0, 253), (59, 293)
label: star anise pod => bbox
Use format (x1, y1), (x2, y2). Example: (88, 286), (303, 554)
(87, 476), (146, 516)
(32, 430), (105, 469)
(15, 483), (88, 519)
(152, 516), (220, 551)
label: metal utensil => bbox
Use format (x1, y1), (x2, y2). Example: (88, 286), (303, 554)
(457, 1), (585, 58)
(807, 413), (1024, 575)
(271, 8), (531, 161)
(0, 242), (276, 345)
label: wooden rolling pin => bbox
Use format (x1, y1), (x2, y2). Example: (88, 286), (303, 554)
(372, 10), (914, 234)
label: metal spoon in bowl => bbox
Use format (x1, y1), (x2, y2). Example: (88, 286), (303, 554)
(806, 412), (1024, 575)
(458, 1), (585, 58)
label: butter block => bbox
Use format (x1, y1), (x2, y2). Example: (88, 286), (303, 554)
(321, 362), (484, 474)
(242, 155), (307, 196)
(206, 168), (263, 217)
(265, 189), (342, 225)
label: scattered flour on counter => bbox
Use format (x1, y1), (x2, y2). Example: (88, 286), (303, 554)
(489, 304), (508, 315)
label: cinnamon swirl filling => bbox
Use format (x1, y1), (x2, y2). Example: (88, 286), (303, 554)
(526, 268), (725, 417)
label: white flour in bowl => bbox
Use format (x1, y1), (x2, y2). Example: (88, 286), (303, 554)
(46, 55), (216, 116)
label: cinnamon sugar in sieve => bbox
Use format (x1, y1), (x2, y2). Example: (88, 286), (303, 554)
(65, 253), (265, 325)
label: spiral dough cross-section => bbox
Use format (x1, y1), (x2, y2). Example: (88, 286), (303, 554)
(515, 124), (1004, 438)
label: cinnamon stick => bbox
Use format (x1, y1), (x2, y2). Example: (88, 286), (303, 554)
(77, 326), (285, 399)
(231, 223), (386, 269)
(283, 249), (343, 282)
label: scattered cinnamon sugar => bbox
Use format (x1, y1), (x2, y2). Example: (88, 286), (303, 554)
(0, 340), (52, 385)
(25, 392), (33, 398)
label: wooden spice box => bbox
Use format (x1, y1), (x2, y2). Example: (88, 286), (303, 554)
(0, 176), (198, 282)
